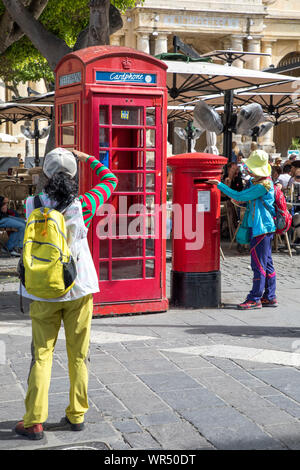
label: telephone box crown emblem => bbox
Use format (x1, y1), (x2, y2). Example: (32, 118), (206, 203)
(122, 58), (132, 70)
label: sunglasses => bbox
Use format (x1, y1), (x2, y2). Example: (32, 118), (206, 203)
(295, 175), (300, 179)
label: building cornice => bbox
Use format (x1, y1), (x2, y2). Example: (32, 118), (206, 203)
(265, 12), (300, 21)
(129, 7), (266, 18)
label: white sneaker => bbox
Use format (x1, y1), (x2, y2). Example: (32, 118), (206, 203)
(9, 250), (20, 257)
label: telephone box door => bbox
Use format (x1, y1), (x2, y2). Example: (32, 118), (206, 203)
(92, 94), (163, 304)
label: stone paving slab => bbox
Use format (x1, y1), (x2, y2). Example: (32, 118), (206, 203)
(0, 249), (300, 450)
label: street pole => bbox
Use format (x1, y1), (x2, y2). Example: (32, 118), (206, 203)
(34, 120), (40, 167)
(186, 121), (194, 153)
(223, 89), (234, 161)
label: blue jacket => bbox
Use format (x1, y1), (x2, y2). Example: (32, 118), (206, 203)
(218, 179), (276, 237)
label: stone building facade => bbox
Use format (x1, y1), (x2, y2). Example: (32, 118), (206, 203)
(111, 0), (300, 157)
(1, 0), (300, 158)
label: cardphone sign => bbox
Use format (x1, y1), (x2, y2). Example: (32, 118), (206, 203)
(96, 71), (157, 85)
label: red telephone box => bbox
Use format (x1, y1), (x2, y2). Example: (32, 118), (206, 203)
(167, 153), (227, 308)
(54, 46), (168, 316)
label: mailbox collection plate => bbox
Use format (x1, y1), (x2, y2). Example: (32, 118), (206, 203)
(197, 190), (211, 212)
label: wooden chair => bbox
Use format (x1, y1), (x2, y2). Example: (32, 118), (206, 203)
(28, 167), (43, 175)
(15, 168), (29, 175)
(0, 227), (18, 256)
(1, 183), (29, 212)
(12, 184), (30, 213)
(0, 184), (16, 210)
(225, 200), (236, 243)
(274, 232), (293, 258)
(229, 201), (247, 249)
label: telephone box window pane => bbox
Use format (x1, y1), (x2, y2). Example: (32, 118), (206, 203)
(110, 216), (144, 237)
(99, 128), (109, 147)
(99, 262), (109, 281)
(112, 238), (143, 258)
(146, 107), (156, 126)
(146, 195), (155, 213)
(99, 238), (109, 259)
(146, 238), (155, 257)
(146, 216), (155, 235)
(100, 106), (109, 125)
(146, 151), (155, 168)
(112, 194), (144, 215)
(99, 150), (109, 167)
(146, 129), (155, 148)
(116, 173), (144, 192)
(146, 259), (155, 278)
(112, 259), (143, 280)
(61, 103), (74, 123)
(62, 126), (75, 145)
(146, 173), (155, 192)
(112, 129), (143, 148)
(112, 150), (144, 170)
(112, 106), (144, 126)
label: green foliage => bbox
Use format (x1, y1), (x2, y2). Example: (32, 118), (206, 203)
(114, 0), (143, 12)
(0, 0), (143, 86)
(290, 137), (300, 150)
(39, 0), (90, 47)
(0, 36), (54, 88)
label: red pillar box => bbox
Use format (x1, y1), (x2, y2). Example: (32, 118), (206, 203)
(167, 153), (227, 308)
(54, 46), (168, 316)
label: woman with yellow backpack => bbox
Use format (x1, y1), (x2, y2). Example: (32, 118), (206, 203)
(15, 148), (118, 440)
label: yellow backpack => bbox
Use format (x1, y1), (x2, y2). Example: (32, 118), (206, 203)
(19, 196), (77, 299)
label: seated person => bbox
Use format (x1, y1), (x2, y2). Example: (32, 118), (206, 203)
(278, 164), (292, 190)
(293, 213), (300, 244)
(0, 196), (26, 256)
(274, 157), (282, 167)
(288, 169), (300, 243)
(223, 162), (244, 192)
(285, 153), (298, 167)
(231, 142), (244, 163)
(288, 166), (300, 187)
(237, 154), (250, 181)
(272, 166), (283, 189)
(222, 162), (244, 230)
(287, 161), (300, 186)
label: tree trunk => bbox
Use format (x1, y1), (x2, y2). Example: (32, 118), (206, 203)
(2, 0), (71, 69)
(0, 0), (49, 53)
(88, 0), (111, 47)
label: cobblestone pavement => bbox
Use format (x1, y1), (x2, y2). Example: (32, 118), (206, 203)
(0, 245), (300, 450)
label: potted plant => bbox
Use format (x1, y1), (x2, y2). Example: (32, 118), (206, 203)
(289, 137), (300, 151)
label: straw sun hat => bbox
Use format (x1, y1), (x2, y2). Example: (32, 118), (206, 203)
(242, 149), (271, 178)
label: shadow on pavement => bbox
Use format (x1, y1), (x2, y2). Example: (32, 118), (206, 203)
(0, 420), (24, 441)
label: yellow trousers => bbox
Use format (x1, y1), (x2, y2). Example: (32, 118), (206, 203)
(23, 294), (93, 427)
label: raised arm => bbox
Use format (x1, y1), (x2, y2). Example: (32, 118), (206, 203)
(73, 151), (118, 228)
(217, 181), (267, 202)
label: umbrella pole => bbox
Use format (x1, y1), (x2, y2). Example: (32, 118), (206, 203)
(223, 89), (234, 161)
(34, 120), (40, 167)
(187, 121), (193, 153)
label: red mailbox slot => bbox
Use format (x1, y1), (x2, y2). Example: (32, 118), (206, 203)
(167, 153), (227, 308)
(54, 46), (168, 316)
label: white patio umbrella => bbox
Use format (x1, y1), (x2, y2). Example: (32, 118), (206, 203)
(163, 54), (300, 159)
(0, 132), (19, 143)
(163, 59), (299, 105)
(204, 131), (219, 155)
